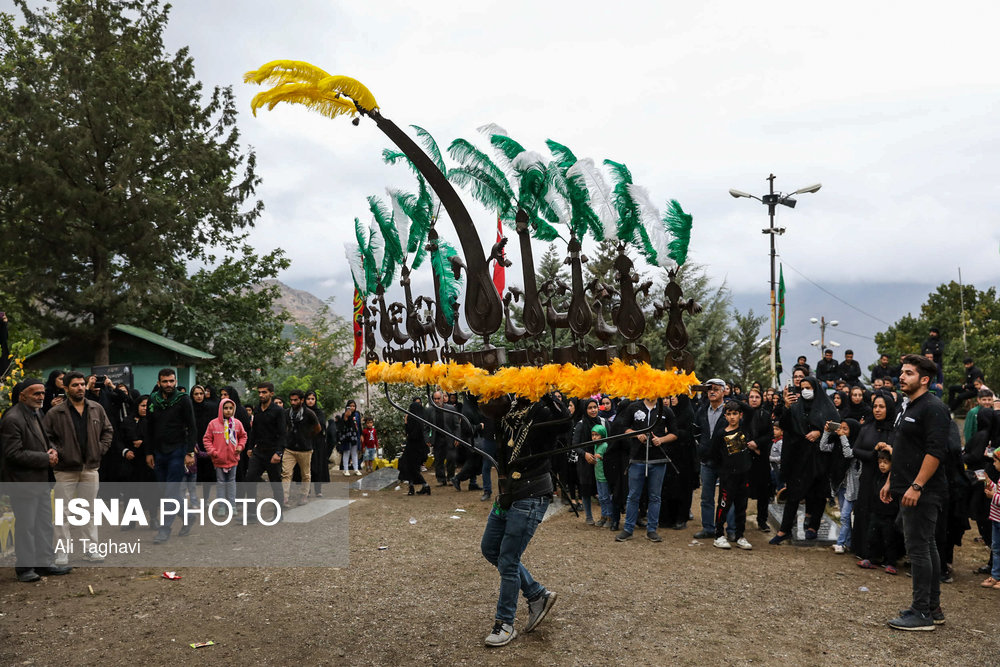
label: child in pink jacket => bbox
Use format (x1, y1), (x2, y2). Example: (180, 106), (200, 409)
(203, 398), (247, 506)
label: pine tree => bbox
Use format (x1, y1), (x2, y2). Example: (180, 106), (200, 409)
(0, 0), (271, 364)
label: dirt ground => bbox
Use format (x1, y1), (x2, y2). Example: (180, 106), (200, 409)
(1, 477), (998, 667)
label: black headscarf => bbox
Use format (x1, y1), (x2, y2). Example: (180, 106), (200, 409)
(42, 370), (64, 412)
(405, 397), (426, 441)
(831, 390), (849, 418)
(790, 376), (841, 434)
(870, 390), (897, 434)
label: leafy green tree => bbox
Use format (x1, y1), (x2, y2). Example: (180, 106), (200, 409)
(726, 308), (769, 387)
(0, 0), (266, 364)
(874, 281), (1000, 388)
(150, 248), (291, 387)
(268, 303), (362, 415)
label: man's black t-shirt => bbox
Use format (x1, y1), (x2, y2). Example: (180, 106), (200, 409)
(888, 391), (950, 498)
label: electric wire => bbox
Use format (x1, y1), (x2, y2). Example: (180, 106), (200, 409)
(779, 259), (893, 326)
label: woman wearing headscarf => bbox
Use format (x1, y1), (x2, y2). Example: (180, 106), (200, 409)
(398, 397), (431, 495)
(189, 385), (218, 502)
(742, 388), (776, 533)
(602, 398), (634, 533)
(571, 398), (606, 525)
(770, 376), (841, 544)
(42, 370), (65, 414)
(851, 390), (896, 558)
(120, 395), (158, 527)
(845, 386), (873, 423)
(660, 393), (698, 531)
(305, 391), (329, 496)
(831, 390), (849, 419)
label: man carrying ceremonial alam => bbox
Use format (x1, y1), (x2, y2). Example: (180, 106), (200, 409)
(480, 392), (567, 647)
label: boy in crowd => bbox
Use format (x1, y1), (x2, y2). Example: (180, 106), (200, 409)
(361, 416), (379, 473)
(708, 401), (754, 550)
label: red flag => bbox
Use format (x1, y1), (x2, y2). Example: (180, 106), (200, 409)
(352, 288), (363, 365)
(492, 216), (505, 296)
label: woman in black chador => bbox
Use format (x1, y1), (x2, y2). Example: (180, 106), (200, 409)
(852, 390), (896, 558)
(397, 397), (431, 496)
(479, 393), (567, 648)
(769, 376), (840, 544)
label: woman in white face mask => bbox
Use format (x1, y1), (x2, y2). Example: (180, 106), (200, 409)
(770, 376), (841, 545)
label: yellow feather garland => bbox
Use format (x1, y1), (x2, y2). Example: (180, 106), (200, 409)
(245, 60), (380, 119)
(365, 361), (699, 400)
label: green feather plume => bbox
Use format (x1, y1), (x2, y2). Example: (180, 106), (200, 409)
(368, 195), (403, 287)
(430, 240), (462, 326)
(410, 125), (447, 176)
(545, 140), (602, 240)
(664, 199), (693, 267)
(354, 217), (379, 294)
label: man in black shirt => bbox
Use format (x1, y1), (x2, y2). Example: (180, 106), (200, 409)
(282, 389), (319, 505)
(882, 354), (950, 631)
(146, 368), (197, 543)
(838, 350), (862, 386)
(246, 382), (286, 512)
(816, 349), (839, 390)
(947, 357), (984, 411)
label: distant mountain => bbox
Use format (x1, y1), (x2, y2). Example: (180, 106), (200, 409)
(255, 279), (331, 326)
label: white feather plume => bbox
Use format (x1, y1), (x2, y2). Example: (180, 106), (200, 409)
(368, 220), (385, 271)
(567, 158), (618, 239)
(387, 188), (411, 260)
(512, 150), (546, 174)
(476, 122), (508, 137)
(344, 241), (367, 293)
(627, 183), (672, 267)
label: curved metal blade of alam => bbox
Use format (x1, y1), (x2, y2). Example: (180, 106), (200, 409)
(245, 63), (502, 341)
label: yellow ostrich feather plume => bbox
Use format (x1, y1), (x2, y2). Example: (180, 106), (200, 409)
(364, 361), (699, 400)
(244, 60), (379, 117)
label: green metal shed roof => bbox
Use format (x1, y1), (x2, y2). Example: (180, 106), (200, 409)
(110, 325), (215, 360)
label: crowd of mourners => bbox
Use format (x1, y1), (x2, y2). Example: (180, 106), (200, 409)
(0, 362), (381, 581)
(399, 331), (1000, 594)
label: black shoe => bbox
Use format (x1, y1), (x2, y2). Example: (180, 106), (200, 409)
(407, 485), (415, 496)
(887, 608), (935, 631)
(16, 570), (41, 583)
(436, 481), (449, 487)
(417, 486), (431, 495)
(615, 530), (634, 542)
(646, 531), (663, 543)
(693, 529), (714, 539)
(468, 483), (482, 491)
(671, 522), (687, 530)
(758, 523), (771, 533)
(976, 565), (991, 575)
(153, 528), (171, 544)
(609, 521), (620, 532)
(451, 477), (462, 491)
(178, 524), (192, 537)
(480, 492), (492, 502)
(37, 565), (72, 576)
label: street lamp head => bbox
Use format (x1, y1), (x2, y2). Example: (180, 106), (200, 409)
(830, 320), (839, 327)
(810, 340), (821, 347)
(791, 183), (822, 196)
(809, 317), (818, 324)
(729, 189), (752, 199)
(829, 340), (841, 347)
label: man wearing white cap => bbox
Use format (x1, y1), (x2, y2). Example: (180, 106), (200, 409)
(694, 379), (735, 539)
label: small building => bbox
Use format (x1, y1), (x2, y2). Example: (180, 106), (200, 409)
(24, 324), (214, 393)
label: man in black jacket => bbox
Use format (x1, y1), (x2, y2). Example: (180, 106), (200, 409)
(146, 368), (197, 544)
(693, 378), (734, 540)
(1, 378), (72, 582)
(838, 350), (863, 386)
(871, 354), (895, 384)
(816, 349), (839, 390)
(430, 390), (460, 485)
(246, 382), (286, 512)
(921, 327), (944, 384)
(948, 357), (985, 411)
(282, 389), (319, 505)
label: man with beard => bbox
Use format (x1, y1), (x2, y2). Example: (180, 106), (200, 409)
(883, 354), (950, 631)
(429, 390), (460, 486)
(1, 378), (73, 581)
(43, 371), (114, 562)
(816, 349), (839, 391)
(145, 368), (198, 543)
(480, 393), (567, 647)
(245, 382), (286, 516)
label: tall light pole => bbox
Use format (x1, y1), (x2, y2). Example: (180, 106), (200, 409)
(730, 175), (821, 388)
(809, 316), (839, 351)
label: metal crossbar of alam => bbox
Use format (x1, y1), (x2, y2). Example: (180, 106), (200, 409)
(244, 60), (706, 462)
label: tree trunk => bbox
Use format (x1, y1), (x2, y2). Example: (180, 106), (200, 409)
(94, 326), (111, 366)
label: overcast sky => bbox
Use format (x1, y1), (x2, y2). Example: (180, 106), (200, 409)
(26, 0), (1000, 377)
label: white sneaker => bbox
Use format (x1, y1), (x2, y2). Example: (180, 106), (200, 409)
(83, 552), (105, 562)
(484, 621), (517, 647)
(713, 536), (731, 549)
(54, 553), (69, 566)
(736, 537), (753, 550)
(355, 470), (362, 476)
(832, 544), (845, 554)
(343, 470), (351, 476)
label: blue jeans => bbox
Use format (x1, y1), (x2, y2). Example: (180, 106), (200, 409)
(154, 447), (187, 531)
(215, 466), (237, 504)
(900, 497), (942, 615)
(991, 521), (1000, 580)
(480, 496), (549, 624)
(480, 438), (496, 495)
(836, 486), (854, 548)
(700, 463), (735, 534)
(624, 462), (665, 534)
(596, 480), (614, 519)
